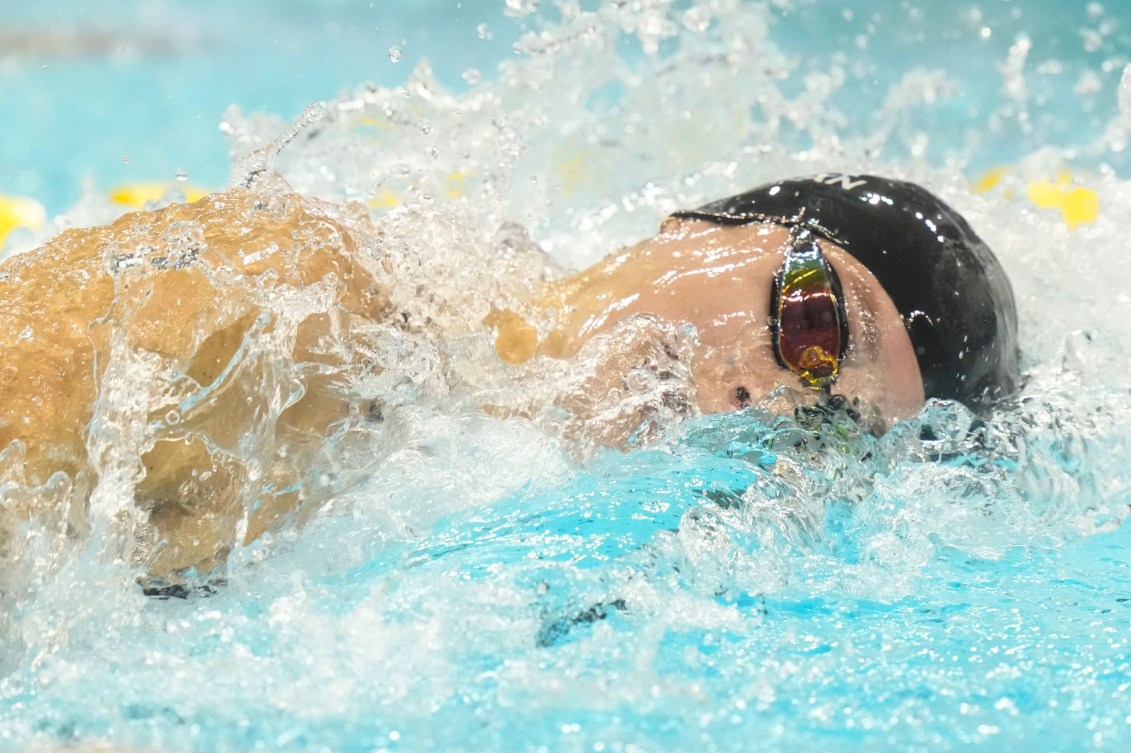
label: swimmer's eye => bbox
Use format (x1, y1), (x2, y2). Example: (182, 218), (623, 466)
(769, 231), (849, 390)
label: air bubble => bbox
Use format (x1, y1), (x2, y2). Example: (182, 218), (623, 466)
(504, 0), (538, 18)
(388, 45), (402, 63)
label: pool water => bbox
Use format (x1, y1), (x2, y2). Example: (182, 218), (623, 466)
(4, 1), (1131, 751)
(0, 0), (527, 214)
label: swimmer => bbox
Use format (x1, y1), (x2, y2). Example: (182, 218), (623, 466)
(494, 173), (1019, 433)
(0, 173), (1017, 588)
(0, 190), (389, 585)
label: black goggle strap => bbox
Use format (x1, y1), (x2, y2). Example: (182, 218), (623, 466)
(769, 228), (849, 390)
(667, 208), (840, 246)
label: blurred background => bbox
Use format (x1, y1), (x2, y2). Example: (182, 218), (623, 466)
(0, 0), (526, 213)
(2, 1), (1129, 215)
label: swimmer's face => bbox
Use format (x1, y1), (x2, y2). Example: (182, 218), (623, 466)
(552, 218), (925, 424)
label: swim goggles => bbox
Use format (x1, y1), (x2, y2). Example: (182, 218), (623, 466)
(769, 228), (849, 390)
(666, 207), (851, 390)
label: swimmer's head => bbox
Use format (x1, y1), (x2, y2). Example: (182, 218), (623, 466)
(547, 216), (926, 425)
(530, 173), (1018, 440)
(671, 173), (1020, 409)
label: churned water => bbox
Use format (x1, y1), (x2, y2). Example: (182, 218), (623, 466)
(3, 1), (1131, 751)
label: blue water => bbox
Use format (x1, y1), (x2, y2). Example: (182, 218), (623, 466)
(4, 1), (1131, 752)
(0, 0), (525, 211)
(6, 404), (1131, 751)
(4, 0), (1130, 213)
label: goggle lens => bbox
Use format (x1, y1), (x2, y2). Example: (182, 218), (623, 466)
(771, 235), (848, 389)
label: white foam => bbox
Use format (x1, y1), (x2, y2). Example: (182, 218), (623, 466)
(6, 2), (1131, 749)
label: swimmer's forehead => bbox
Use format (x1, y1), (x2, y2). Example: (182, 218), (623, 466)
(653, 216), (846, 258)
(594, 218), (791, 281)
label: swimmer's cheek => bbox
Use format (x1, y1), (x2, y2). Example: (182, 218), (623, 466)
(835, 358), (926, 427)
(691, 356), (782, 415)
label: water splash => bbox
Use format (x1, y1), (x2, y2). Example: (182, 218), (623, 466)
(5, 1), (1131, 752)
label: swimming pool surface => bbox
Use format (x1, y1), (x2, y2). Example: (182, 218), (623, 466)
(3, 1), (1131, 752)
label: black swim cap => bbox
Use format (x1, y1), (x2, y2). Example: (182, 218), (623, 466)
(670, 173), (1020, 407)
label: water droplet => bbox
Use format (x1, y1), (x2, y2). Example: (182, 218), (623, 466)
(1118, 64), (1131, 115)
(388, 45), (402, 63)
(681, 8), (711, 32)
(504, 0), (538, 18)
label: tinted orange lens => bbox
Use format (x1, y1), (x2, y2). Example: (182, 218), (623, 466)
(771, 237), (847, 388)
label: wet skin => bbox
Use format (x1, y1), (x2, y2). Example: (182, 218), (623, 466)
(494, 217), (926, 424)
(0, 192), (925, 583)
(0, 190), (389, 580)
